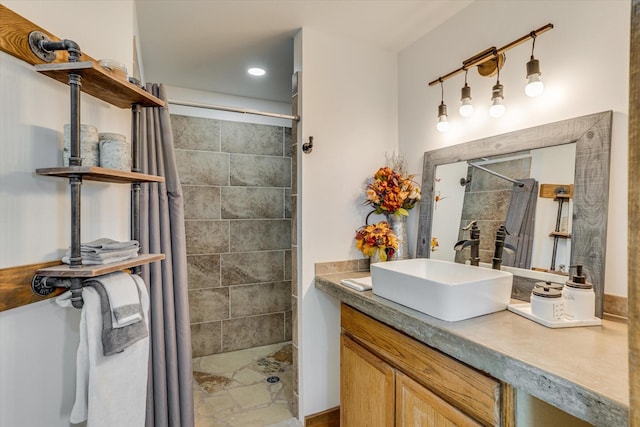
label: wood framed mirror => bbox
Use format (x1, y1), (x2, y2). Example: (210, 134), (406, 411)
(417, 111), (612, 317)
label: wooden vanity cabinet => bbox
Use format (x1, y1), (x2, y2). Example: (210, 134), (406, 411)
(340, 303), (515, 427)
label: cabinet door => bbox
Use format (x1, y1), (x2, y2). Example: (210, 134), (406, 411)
(396, 372), (482, 427)
(341, 334), (394, 427)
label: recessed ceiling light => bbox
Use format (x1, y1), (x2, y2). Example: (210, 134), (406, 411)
(248, 67), (266, 76)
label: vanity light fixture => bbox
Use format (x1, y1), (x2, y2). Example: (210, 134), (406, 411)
(427, 23), (553, 124)
(247, 67), (266, 76)
(489, 55), (506, 118)
(436, 79), (449, 133)
(459, 69), (473, 118)
(525, 33), (544, 97)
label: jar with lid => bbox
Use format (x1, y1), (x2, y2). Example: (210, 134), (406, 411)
(63, 124), (99, 166)
(99, 133), (131, 171)
(531, 284), (564, 321)
(562, 265), (595, 320)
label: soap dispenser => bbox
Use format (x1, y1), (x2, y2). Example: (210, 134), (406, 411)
(562, 265), (595, 320)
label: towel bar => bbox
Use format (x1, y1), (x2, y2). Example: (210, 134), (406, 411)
(32, 276), (84, 308)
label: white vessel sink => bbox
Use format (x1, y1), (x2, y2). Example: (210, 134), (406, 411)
(370, 258), (513, 322)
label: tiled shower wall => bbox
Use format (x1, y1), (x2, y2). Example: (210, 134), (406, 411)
(456, 157), (531, 264)
(171, 114), (292, 357)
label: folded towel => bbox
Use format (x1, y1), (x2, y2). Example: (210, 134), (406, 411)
(81, 238), (139, 252)
(62, 252), (139, 265)
(62, 239), (140, 266)
(64, 275), (149, 426)
(340, 276), (373, 291)
(77, 247), (140, 262)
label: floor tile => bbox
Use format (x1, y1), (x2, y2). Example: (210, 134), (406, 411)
(193, 342), (299, 427)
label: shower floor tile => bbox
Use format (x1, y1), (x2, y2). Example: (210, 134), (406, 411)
(193, 342), (300, 427)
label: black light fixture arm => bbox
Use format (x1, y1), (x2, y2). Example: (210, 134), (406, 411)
(428, 23), (553, 87)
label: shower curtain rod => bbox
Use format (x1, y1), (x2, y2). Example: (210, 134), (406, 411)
(468, 161), (525, 187)
(168, 99), (299, 121)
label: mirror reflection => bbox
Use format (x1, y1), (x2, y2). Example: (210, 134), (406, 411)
(430, 144), (576, 275)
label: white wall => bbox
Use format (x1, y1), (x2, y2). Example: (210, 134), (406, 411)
(430, 161), (467, 262)
(399, 0), (629, 297)
(529, 143), (576, 271)
(295, 27), (398, 416)
(0, 2), (135, 426)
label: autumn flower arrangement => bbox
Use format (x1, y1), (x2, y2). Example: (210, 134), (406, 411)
(365, 166), (421, 217)
(354, 159), (421, 261)
(354, 221), (398, 262)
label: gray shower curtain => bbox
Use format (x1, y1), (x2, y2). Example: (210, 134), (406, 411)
(504, 178), (538, 269)
(139, 83), (194, 427)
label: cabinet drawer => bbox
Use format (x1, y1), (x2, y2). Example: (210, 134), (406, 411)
(341, 304), (502, 426)
(396, 371), (482, 427)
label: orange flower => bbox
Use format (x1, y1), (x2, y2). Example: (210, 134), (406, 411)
(355, 221), (398, 261)
(365, 166), (421, 216)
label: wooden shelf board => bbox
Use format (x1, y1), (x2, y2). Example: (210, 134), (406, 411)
(531, 267), (570, 276)
(36, 166), (164, 183)
(539, 183), (574, 199)
(0, 260), (66, 312)
(0, 5), (98, 66)
(35, 253), (165, 277)
(35, 61), (165, 108)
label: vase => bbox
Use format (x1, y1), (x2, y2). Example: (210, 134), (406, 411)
(386, 214), (409, 260)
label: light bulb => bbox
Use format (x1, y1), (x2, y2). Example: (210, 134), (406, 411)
(489, 82), (505, 118)
(489, 100), (505, 118)
(525, 57), (543, 97)
(459, 99), (473, 118)
(525, 74), (544, 97)
(459, 84), (473, 118)
(437, 115), (449, 132)
(436, 102), (449, 132)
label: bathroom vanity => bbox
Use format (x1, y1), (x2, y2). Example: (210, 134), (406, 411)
(316, 271), (628, 426)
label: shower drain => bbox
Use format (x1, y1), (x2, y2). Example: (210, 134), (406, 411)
(266, 376), (280, 384)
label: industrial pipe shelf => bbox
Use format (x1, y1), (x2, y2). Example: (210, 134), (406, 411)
(35, 61), (165, 108)
(34, 254), (165, 278)
(36, 166), (165, 184)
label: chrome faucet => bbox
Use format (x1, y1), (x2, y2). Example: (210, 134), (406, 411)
(454, 220), (480, 266)
(492, 224), (516, 270)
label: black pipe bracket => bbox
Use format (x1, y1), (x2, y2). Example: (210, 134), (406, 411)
(31, 276), (84, 309)
(28, 31), (82, 63)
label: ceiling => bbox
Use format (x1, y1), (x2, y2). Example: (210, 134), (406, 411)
(135, 1), (472, 103)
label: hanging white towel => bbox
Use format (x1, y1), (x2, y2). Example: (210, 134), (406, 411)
(58, 275), (150, 427)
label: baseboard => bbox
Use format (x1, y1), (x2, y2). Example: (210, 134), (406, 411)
(603, 293), (628, 318)
(304, 406), (340, 427)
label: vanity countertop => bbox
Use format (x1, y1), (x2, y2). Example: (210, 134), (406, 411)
(316, 272), (628, 427)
